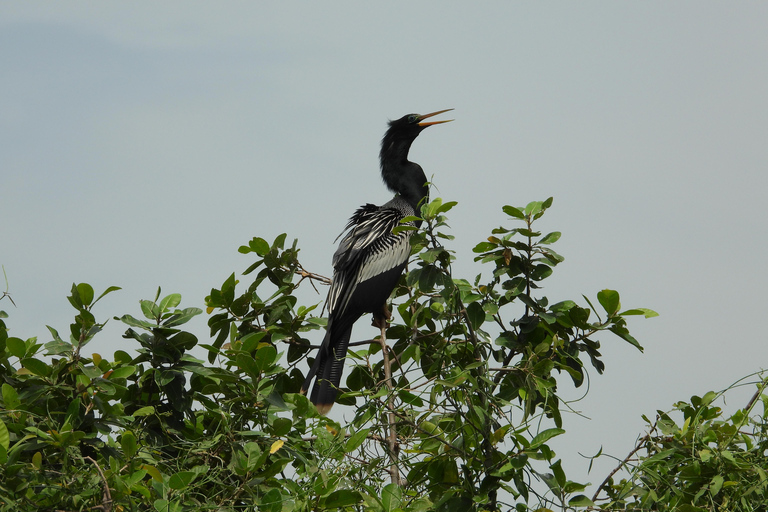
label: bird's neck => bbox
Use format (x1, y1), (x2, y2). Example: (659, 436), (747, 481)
(380, 140), (429, 212)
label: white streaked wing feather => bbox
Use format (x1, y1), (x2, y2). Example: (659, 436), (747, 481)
(326, 203), (413, 315)
(357, 235), (410, 282)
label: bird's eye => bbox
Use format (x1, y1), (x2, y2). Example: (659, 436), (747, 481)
(408, 114), (419, 123)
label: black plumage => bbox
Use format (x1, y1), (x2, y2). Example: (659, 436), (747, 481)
(301, 109), (453, 414)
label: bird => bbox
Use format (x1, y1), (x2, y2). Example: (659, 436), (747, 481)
(301, 109), (453, 414)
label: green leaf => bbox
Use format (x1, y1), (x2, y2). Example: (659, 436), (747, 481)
(324, 489), (363, 509)
(109, 365), (137, 380)
(6, 337), (26, 358)
(133, 406), (156, 417)
(529, 428), (565, 450)
(114, 350), (133, 364)
(568, 495), (595, 507)
(240, 331), (267, 352)
(44, 335), (73, 357)
(550, 300), (577, 313)
(159, 293), (182, 313)
(168, 470), (197, 490)
(620, 308), (659, 318)
(77, 283), (94, 307)
(140, 299), (159, 321)
(67, 283), (83, 309)
(419, 247), (444, 263)
(116, 314), (155, 330)
(154, 499), (183, 512)
(0, 419), (9, 451)
(472, 241), (497, 253)
(121, 431), (137, 458)
(436, 199), (458, 214)
(64, 399), (81, 425)
(524, 200), (543, 216)
(609, 324), (644, 351)
(2, 384), (20, 410)
(502, 205), (525, 219)
(260, 488), (283, 512)
(254, 345), (277, 373)
(250, 237), (271, 256)
(539, 231), (561, 245)
(710, 474), (724, 496)
(442, 460), (459, 483)
(550, 459), (566, 488)
(164, 307), (202, 327)
(272, 233), (287, 250)
(271, 417), (292, 437)
(79, 363), (103, 379)
(398, 389), (424, 407)
(21, 357), (50, 377)
(94, 285), (121, 305)
(466, 301), (485, 330)
(597, 289), (620, 316)
(344, 428), (370, 453)
(381, 483), (402, 512)
(392, 224), (418, 235)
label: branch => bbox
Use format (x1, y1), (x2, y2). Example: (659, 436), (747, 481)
(84, 456), (112, 512)
(743, 375), (768, 413)
(295, 264), (331, 292)
(378, 324), (401, 486)
(590, 420), (658, 505)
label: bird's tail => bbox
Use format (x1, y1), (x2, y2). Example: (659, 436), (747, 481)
(301, 321), (354, 415)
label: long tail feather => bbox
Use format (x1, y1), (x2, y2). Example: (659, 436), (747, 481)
(306, 324), (354, 415)
(301, 329), (329, 395)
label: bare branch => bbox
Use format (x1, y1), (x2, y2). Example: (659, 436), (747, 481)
(84, 456), (112, 512)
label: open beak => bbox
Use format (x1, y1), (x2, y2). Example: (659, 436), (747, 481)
(417, 108), (454, 127)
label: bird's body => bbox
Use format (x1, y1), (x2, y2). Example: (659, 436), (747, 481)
(302, 109), (453, 414)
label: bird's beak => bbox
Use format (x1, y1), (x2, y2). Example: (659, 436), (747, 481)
(417, 108), (454, 127)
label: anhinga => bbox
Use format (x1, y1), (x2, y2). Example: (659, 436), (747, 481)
(302, 109), (453, 414)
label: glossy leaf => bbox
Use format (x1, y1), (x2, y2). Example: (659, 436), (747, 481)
(168, 470), (197, 490)
(502, 205), (525, 219)
(529, 428), (565, 450)
(324, 489), (362, 509)
(0, 419), (9, 451)
(597, 289), (620, 316)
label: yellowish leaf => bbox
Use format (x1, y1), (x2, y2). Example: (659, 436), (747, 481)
(142, 464), (163, 482)
(270, 439), (284, 454)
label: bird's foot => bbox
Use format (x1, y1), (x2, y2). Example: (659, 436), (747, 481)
(372, 304), (391, 329)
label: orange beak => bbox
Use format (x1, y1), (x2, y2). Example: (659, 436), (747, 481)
(417, 108), (454, 127)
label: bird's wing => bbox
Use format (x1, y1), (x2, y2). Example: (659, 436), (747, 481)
(326, 203), (413, 315)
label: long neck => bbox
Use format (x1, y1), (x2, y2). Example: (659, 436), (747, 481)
(380, 137), (429, 212)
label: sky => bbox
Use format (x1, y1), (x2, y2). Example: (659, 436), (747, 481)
(2, 1), (767, 493)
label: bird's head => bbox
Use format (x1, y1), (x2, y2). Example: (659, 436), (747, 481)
(379, 108), (453, 205)
(385, 109), (454, 141)
(380, 109), (453, 163)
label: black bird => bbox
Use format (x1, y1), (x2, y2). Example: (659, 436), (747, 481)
(302, 109), (453, 414)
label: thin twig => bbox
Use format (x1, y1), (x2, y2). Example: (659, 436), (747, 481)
(1, 265), (16, 307)
(590, 420), (657, 504)
(84, 456), (112, 512)
(378, 324), (401, 486)
(744, 376), (768, 413)
(295, 265), (331, 287)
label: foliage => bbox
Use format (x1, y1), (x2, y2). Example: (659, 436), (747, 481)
(3, 196), (736, 512)
(591, 374), (768, 511)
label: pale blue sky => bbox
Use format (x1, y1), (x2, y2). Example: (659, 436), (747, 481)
(2, 2), (767, 490)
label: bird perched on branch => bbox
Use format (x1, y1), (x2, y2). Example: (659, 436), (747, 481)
(301, 109), (453, 414)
